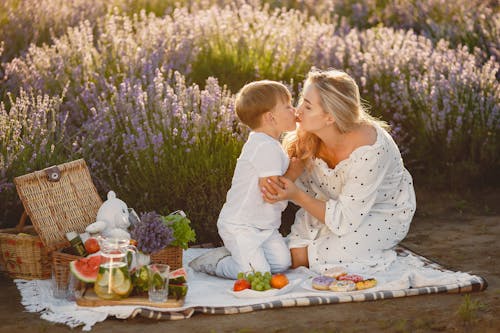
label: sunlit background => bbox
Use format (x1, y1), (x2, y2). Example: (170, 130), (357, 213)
(0, 0), (498, 243)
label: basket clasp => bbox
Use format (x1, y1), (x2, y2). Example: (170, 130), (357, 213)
(45, 166), (61, 182)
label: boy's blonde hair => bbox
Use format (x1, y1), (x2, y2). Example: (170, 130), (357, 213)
(235, 80), (292, 129)
(284, 68), (388, 165)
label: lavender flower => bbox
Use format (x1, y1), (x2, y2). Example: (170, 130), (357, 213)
(0, 1), (498, 231)
(131, 211), (174, 254)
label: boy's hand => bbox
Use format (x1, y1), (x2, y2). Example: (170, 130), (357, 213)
(259, 176), (283, 197)
(262, 176), (299, 203)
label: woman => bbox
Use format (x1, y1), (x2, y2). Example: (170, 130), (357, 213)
(263, 69), (416, 275)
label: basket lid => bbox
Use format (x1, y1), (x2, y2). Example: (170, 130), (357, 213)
(14, 159), (103, 251)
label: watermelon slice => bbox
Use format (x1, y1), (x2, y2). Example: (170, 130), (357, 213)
(169, 267), (187, 284)
(168, 283), (188, 299)
(69, 255), (102, 283)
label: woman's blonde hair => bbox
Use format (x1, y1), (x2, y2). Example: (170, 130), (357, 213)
(284, 68), (388, 164)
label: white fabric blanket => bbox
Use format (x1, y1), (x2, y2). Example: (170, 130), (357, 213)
(15, 247), (478, 331)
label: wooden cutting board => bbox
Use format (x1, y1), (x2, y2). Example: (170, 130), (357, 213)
(76, 287), (185, 308)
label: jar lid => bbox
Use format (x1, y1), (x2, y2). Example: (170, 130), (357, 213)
(65, 231), (78, 241)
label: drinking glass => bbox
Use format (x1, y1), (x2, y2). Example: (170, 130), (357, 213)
(66, 270), (84, 301)
(148, 263), (170, 303)
(51, 268), (68, 299)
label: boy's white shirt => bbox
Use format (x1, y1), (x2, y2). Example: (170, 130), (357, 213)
(217, 131), (289, 230)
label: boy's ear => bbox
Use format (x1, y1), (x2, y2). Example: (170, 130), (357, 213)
(263, 111), (274, 124)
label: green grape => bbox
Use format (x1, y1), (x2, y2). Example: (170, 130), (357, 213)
(237, 272), (245, 280)
(248, 272), (275, 292)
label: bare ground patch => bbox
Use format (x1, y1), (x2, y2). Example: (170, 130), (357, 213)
(1, 187), (499, 333)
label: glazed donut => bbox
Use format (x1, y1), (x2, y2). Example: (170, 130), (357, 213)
(338, 274), (364, 283)
(311, 276), (335, 290)
(329, 280), (356, 292)
(323, 266), (347, 279)
(355, 278), (377, 290)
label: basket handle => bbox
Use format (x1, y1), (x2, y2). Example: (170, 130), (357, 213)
(16, 211), (28, 233)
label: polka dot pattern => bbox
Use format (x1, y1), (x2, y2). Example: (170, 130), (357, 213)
(288, 124), (417, 275)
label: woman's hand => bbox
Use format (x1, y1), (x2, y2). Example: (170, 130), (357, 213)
(284, 157), (305, 181)
(260, 157), (304, 203)
(262, 176), (300, 203)
(259, 176), (282, 198)
(263, 176), (327, 223)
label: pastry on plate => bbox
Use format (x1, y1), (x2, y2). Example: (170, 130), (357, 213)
(355, 278), (377, 290)
(323, 266), (347, 279)
(311, 276), (335, 290)
(338, 274), (364, 283)
(329, 280), (356, 292)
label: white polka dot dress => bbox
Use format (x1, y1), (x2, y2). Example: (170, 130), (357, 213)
(288, 124), (416, 275)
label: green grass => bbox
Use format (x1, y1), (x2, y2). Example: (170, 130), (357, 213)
(456, 294), (487, 324)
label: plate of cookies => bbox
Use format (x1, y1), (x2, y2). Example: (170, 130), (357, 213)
(301, 266), (378, 293)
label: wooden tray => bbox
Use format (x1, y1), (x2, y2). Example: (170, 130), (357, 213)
(76, 287), (185, 308)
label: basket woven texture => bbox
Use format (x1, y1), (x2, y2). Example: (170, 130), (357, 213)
(0, 159), (102, 280)
(150, 246), (183, 271)
(0, 213), (51, 280)
(52, 250), (82, 286)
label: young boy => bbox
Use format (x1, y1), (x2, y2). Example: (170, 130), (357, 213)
(189, 80), (298, 279)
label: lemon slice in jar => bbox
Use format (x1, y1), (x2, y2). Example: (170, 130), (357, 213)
(97, 269), (110, 287)
(112, 278), (132, 296)
(112, 267), (125, 285)
(110, 268), (132, 296)
(94, 283), (115, 299)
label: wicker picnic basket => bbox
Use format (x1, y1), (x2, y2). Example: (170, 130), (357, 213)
(0, 212), (51, 280)
(150, 246), (183, 271)
(0, 159), (102, 281)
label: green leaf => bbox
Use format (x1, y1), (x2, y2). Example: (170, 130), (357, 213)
(161, 212), (196, 250)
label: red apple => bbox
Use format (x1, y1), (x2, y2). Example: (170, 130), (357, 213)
(233, 278), (251, 291)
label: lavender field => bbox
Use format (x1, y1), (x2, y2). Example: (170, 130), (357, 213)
(0, 0), (499, 242)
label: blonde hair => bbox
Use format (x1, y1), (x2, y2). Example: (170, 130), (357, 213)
(235, 80), (292, 129)
(284, 68), (388, 164)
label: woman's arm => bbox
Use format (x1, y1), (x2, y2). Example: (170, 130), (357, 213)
(283, 157), (305, 181)
(263, 176), (327, 223)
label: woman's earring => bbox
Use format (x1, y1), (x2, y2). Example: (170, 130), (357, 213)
(326, 115), (335, 126)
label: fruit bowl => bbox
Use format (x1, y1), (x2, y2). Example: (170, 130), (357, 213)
(227, 279), (300, 299)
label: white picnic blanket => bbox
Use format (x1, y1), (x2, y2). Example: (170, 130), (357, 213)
(15, 247), (478, 331)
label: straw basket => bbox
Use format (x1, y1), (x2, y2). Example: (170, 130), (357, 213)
(51, 249), (83, 286)
(0, 159), (102, 282)
(150, 246), (183, 270)
(0, 212), (51, 279)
